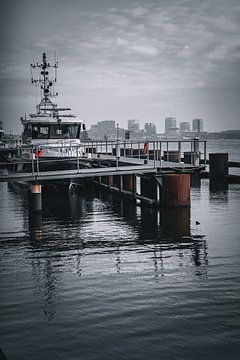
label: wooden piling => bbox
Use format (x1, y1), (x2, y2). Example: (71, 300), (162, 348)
(184, 151), (200, 166)
(30, 184), (42, 213)
(161, 174), (190, 207)
(209, 153), (228, 179)
(163, 150), (181, 163)
(140, 176), (158, 200)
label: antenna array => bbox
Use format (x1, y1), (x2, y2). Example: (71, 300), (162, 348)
(30, 52), (58, 100)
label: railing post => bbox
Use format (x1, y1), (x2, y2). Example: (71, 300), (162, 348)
(116, 140), (120, 170)
(193, 137), (199, 153)
(204, 140), (207, 167)
(153, 141), (156, 168)
(159, 141), (162, 166)
(178, 141), (181, 163)
(77, 146), (80, 172)
(36, 147), (40, 174)
(31, 147), (35, 175)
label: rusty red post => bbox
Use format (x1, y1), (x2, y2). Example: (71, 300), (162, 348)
(161, 174), (190, 207)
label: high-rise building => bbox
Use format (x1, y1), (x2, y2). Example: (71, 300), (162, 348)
(97, 120), (116, 139)
(127, 119), (140, 139)
(165, 117), (178, 137)
(88, 120), (116, 140)
(144, 123), (156, 136)
(165, 117), (176, 134)
(128, 119), (139, 132)
(192, 119), (203, 133)
(180, 122), (190, 132)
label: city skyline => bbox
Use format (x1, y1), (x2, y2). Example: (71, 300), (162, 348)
(87, 117), (204, 140)
(1, 0), (240, 134)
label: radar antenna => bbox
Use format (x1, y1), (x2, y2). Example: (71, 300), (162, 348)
(30, 52), (58, 101)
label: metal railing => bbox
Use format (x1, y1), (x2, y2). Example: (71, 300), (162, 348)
(0, 139), (207, 176)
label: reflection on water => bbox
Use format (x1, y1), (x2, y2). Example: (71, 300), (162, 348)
(1, 179), (240, 360)
(160, 207), (190, 238)
(25, 187), (209, 321)
(209, 179), (228, 193)
(29, 212), (43, 241)
(190, 173), (201, 188)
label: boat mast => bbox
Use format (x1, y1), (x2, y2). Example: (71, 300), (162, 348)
(31, 52), (58, 103)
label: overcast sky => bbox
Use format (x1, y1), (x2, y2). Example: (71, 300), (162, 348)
(0, 0), (240, 133)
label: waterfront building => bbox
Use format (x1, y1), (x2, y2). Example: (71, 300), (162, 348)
(166, 127), (179, 137)
(98, 120), (116, 139)
(192, 119), (203, 133)
(127, 119), (140, 139)
(165, 117), (178, 137)
(88, 120), (116, 140)
(128, 119), (139, 132)
(179, 122), (190, 132)
(144, 123), (156, 137)
(165, 117), (176, 134)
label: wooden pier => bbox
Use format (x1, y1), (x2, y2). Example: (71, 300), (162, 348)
(2, 139), (238, 212)
(0, 139), (205, 213)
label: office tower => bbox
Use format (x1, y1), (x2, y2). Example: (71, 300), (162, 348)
(97, 120), (116, 139)
(192, 119), (203, 132)
(165, 117), (176, 134)
(128, 119), (139, 132)
(144, 122), (156, 136)
(180, 122), (190, 132)
(88, 120), (116, 140)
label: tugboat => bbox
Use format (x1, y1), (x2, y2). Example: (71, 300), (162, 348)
(21, 52), (86, 159)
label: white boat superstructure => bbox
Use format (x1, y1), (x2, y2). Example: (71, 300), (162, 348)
(21, 52), (85, 158)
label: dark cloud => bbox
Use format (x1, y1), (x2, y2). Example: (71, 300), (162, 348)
(0, 0), (240, 132)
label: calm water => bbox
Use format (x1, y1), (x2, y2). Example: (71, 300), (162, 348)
(0, 140), (240, 360)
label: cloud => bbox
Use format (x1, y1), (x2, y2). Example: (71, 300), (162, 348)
(131, 45), (159, 56)
(4, 0), (240, 90)
(123, 6), (150, 17)
(1, 0), (240, 131)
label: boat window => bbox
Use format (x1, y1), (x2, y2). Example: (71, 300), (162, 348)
(48, 124), (69, 138)
(68, 125), (79, 139)
(76, 124), (81, 139)
(48, 124), (80, 138)
(32, 126), (38, 139)
(32, 125), (49, 139)
(39, 126), (49, 138)
(23, 124), (32, 139)
(0, 131), (4, 141)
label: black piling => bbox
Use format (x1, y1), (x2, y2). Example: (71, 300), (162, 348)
(209, 153), (228, 180)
